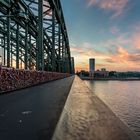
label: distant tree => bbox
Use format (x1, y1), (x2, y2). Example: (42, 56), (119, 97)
(109, 71), (116, 77)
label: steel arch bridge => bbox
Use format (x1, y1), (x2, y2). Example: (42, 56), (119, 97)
(0, 0), (72, 73)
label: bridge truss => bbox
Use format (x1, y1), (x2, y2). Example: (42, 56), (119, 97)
(0, 0), (72, 73)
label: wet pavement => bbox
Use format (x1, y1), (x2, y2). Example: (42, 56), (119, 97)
(0, 76), (74, 140)
(52, 76), (139, 140)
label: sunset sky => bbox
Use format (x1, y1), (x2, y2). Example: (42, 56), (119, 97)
(61, 0), (140, 72)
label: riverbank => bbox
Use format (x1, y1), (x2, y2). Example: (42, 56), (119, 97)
(84, 79), (140, 138)
(52, 76), (139, 140)
(80, 76), (140, 81)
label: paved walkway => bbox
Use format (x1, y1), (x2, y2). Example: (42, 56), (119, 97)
(0, 76), (74, 140)
(52, 76), (139, 140)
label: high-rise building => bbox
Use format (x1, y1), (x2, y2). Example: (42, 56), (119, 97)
(89, 58), (95, 77)
(71, 57), (75, 74)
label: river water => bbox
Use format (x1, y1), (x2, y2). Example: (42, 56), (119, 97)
(84, 80), (140, 138)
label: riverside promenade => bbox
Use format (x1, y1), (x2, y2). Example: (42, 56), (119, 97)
(80, 76), (140, 81)
(0, 75), (139, 140)
(52, 76), (139, 140)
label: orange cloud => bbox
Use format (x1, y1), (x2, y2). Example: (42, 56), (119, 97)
(105, 47), (140, 71)
(70, 43), (109, 71)
(87, 0), (129, 17)
(71, 41), (140, 72)
(132, 33), (140, 49)
(71, 25), (140, 72)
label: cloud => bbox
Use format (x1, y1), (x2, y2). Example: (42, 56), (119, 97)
(71, 25), (140, 72)
(70, 42), (110, 71)
(103, 33), (131, 55)
(71, 40), (140, 72)
(126, 23), (140, 50)
(105, 47), (140, 65)
(128, 54), (140, 62)
(110, 26), (120, 34)
(87, 0), (129, 17)
(105, 27), (140, 71)
(132, 33), (140, 49)
(107, 25), (140, 51)
(71, 42), (110, 60)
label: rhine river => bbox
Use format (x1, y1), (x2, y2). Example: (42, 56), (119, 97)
(85, 80), (140, 138)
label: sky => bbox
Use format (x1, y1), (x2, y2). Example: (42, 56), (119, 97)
(61, 0), (140, 72)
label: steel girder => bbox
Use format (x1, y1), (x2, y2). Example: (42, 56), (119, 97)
(0, 0), (72, 73)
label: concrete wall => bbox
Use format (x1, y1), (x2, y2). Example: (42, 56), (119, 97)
(0, 67), (70, 93)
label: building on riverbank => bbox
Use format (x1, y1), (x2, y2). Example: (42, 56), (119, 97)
(71, 57), (75, 74)
(94, 69), (109, 78)
(89, 58), (95, 77)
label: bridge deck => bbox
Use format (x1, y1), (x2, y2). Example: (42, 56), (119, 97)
(52, 76), (139, 140)
(0, 76), (74, 140)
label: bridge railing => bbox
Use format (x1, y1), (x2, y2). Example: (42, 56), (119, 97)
(0, 66), (70, 93)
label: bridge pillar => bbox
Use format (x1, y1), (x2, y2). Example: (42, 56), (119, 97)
(25, 9), (28, 70)
(3, 32), (6, 65)
(52, 9), (56, 72)
(7, 8), (10, 68)
(16, 24), (19, 69)
(58, 25), (61, 72)
(37, 0), (44, 71)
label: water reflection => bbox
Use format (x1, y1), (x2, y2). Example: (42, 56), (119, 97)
(85, 80), (140, 138)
